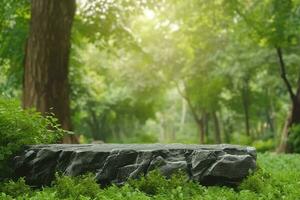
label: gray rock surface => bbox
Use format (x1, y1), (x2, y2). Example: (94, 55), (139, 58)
(13, 144), (256, 187)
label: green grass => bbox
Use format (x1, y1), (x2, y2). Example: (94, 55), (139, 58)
(1, 153), (300, 200)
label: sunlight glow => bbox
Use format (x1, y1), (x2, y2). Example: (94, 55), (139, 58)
(143, 9), (155, 20)
(170, 23), (179, 32)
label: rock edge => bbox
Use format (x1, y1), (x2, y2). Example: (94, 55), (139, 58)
(13, 144), (256, 187)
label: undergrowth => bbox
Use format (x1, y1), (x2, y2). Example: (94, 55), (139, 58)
(0, 98), (63, 179)
(1, 153), (300, 200)
(1, 98), (300, 199)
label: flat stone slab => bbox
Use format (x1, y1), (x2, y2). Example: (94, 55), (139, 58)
(13, 144), (256, 187)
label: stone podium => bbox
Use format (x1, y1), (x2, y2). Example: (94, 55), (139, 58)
(13, 144), (256, 187)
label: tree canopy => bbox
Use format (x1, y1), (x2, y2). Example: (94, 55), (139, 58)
(1, 0), (300, 152)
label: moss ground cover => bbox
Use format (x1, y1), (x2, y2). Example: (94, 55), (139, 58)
(1, 153), (300, 200)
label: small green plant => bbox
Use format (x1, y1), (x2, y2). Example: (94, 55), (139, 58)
(0, 178), (31, 198)
(0, 97), (63, 179)
(51, 174), (100, 199)
(128, 170), (168, 195)
(128, 169), (201, 197)
(238, 167), (271, 193)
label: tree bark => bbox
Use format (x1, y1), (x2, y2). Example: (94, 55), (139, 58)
(23, 0), (78, 143)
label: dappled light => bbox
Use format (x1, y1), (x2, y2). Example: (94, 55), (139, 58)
(1, 0), (300, 199)
(1, 0), (300, 149)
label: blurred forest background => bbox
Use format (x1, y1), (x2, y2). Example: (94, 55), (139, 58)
(1, 0), (300, 153)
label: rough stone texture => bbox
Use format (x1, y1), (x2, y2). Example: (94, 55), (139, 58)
(13, 144), (256, 187)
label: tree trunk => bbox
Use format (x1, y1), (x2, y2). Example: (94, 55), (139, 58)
(266, 108), (275, 135)
(179, 98), (187, 132)
(204, 112), (210, 140)
(88, 109), (104, 141)
(197, 119), (205, 144)
(276, 48), (300, 153)
(241, 81), (251, 137)
(223, 118), (232, 143)
(265, 89), (275, 134)
(290, 93), (300, 126)
(277, 113), (292, 153)
(277, 93), (300, 153)
(175, 82), (206, 144)
(212, 111), (221, 144)
(159, 117), (166, 142)
(23, 0), (78, 143)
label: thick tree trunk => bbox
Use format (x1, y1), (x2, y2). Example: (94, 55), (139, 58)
(212, 111), (221, 144)
(23, 0), (78, 143)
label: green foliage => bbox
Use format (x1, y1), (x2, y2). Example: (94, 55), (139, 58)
(51, 174), (100, 199)
(97, 184), (150, 200)
(1, 0), (300, 149)
(288, 125), (300, 153)
(238, 167), (271, 193)
(0, 178), (31, 198)
(0, 98), (63, 179)
(1, 154), (300, 199)
(128, 170), (189, 196)
(0, 0), (29, 95)
(230, 133), (252, 146)
(129, 170), (203, 199)
(252, 139), (275, 153)
(126, 133), (158, 144)
(0, 0), (297, 147)
(70, 41), (164, 142)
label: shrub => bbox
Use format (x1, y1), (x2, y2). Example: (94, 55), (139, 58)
(0, 97), (63, 179)
(128, 170), (168, 195)
(98, 184), (150, 200)
(252, 139), (275, 153)
(0, 193), (13, 200)
(238, 167), (271, 193)
(51, 174), (100, 199)
(1, 153), (300, 199)
(0, 178), (31, 198)
(128, 170), (204, 198)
